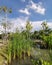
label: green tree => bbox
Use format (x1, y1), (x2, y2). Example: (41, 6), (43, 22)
(41, 21), (50, 35)
(26, 21), (32, 32)
(25, 21), (33, 38)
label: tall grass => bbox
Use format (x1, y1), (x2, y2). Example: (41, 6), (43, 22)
(7, 32), (33, 64)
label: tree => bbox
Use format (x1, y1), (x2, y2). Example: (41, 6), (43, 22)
(41, 21), (48, 31)
(0, 6), (12, 43)
(26, 21), (32, 32)
(41, 21), (50, 35)
(25, 21), (33, 39)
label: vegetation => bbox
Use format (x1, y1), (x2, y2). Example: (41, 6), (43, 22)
(0, 6), (52, 65)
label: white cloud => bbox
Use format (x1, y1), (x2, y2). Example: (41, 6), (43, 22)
(27, 0), (45, 15)
(0, 17), (52, 34)
(11, 18), (52, 32)
(47, 22), (52, 29)
(31, 21), (43, 31)
(9, 16), (29, 32)
(19, 8), (30, 15)
(19, 0), (45, 15)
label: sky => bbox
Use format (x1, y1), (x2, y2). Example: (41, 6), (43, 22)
(0, 0), (52, 32)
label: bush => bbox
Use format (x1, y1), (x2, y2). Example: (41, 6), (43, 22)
(43, 33), (52, 49)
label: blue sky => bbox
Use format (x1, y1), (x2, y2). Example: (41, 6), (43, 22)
(0, 0), (52, 32)
(0, 0), (52, 21)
